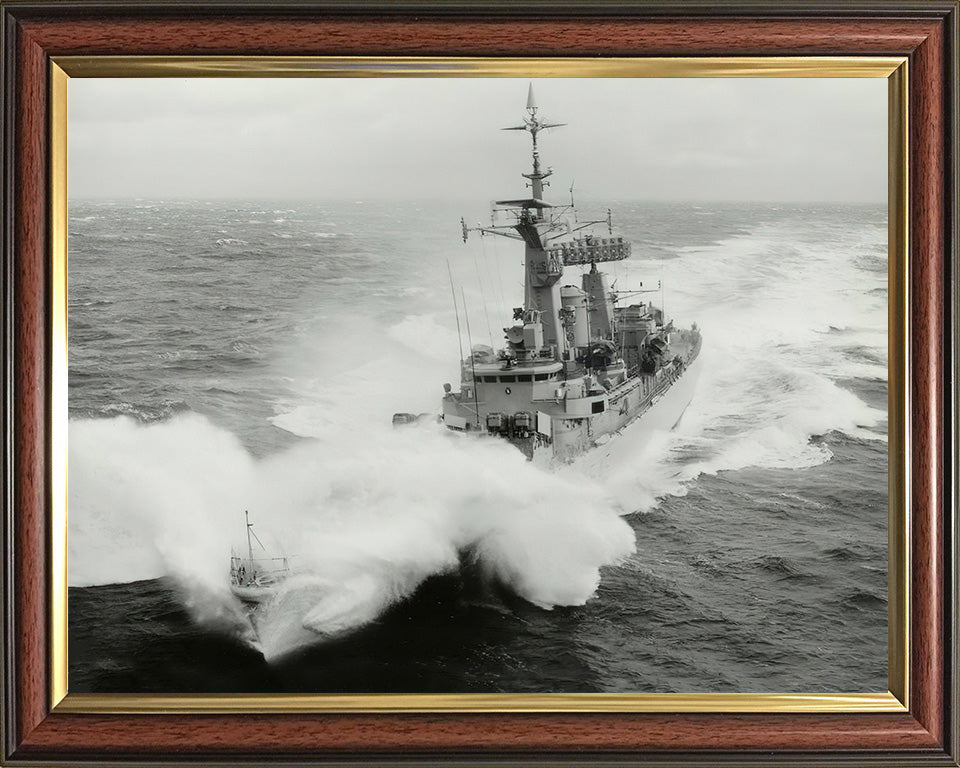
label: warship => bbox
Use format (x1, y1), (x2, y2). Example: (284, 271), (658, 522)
(399, 86), (702, 463)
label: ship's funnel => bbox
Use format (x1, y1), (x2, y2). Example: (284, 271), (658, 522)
(527, 82), (537, 111)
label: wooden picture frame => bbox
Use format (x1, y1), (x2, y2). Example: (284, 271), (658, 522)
(1, 1), (957, 765)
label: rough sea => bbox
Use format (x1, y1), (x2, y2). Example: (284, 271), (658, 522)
(67, 198), (888, 694)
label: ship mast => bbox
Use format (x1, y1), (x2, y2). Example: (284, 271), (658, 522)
(245, 509), (254, 564)
(501, 83), (566, 214)
(244, 510), (267, 561)
(459, 85), (629, 359)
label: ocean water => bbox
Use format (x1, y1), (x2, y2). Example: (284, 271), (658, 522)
(67, 198), (888, 693)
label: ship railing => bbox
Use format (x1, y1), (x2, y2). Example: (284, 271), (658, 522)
(512, 346), (556, 364)
(607, 373), (647, 401)
(230, 555), (291, 576)
(549, 238), (631, 266)
(230, 555), (290, 565)
(610, 359), (684, 409)
(532, 254), (563, 277)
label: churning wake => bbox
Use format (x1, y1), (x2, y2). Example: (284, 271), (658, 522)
(67, 204), (887, 662)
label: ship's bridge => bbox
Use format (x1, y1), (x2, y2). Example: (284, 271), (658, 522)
(450, 360), (564, 428)
(469, 360), (563, 384)
(548, 235), (631, 266)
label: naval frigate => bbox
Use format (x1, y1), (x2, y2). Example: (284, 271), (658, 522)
(402, 86), (702, 463)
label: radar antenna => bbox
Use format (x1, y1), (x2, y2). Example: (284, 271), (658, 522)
(501, 83), (566, 203)
(461, 85), (609, 249)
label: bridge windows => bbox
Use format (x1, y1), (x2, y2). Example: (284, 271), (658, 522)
(480, 372), (559, 383)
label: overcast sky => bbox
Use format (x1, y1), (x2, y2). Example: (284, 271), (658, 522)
(68, 77), (887, 203)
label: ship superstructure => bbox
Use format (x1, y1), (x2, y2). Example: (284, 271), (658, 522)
(435, 86), (702, 462)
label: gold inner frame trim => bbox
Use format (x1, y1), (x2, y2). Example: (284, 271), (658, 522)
(50, 61), (69, 709)
(57, 691), (904, 714)
(53, 55), (905, 78)
(886, 61), (910, 709)
(49, 55), (910, 715)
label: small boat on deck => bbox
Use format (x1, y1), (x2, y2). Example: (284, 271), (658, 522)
(229, 510), (290, 604)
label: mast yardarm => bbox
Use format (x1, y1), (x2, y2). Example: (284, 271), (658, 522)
(462, 85), (622, 260)
(501, 83), (566, 209)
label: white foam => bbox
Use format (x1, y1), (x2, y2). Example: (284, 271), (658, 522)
(564, 215), (888, 512)
(68, 414), (636, 659)
(69, 208), (889, 660)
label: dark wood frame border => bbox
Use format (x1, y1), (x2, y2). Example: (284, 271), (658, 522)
(1, 2), (957, 765)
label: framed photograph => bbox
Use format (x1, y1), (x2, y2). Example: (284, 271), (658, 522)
(2, 2), (956, 766)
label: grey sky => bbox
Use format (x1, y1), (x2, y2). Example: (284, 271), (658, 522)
(68, 77), (887, 203)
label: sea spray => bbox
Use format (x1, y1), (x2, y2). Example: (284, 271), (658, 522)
(69, 413), (637, 658)
(567, 328), (884, 515)
(68, 414), (255, 587)
(66, 200), (890, 691)
(569, 357), (884, 515)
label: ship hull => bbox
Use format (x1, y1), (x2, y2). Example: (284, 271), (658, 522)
(439, 331), (703, 464)
(230, 584), (276, 604)
(533, 352), (701, 464)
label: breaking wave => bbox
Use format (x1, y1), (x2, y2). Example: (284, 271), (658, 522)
(67, 203), (888, 662)
(68, 413), (636, 660)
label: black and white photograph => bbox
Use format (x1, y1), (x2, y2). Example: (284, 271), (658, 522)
(66, 76), (889, 695)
